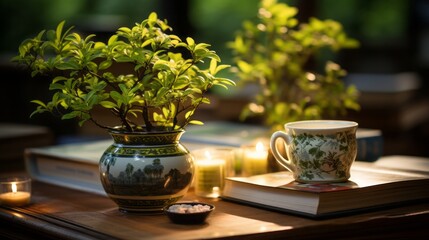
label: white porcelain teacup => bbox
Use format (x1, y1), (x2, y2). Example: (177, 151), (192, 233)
(270, 120), (358, 183)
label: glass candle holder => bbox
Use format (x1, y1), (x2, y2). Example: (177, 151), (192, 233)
(0, 177), (31, 207)
(192, 148), (235, 198)
(242, 141), (269, 176)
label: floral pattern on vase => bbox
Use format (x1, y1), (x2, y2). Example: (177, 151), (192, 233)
(99, 130), (194, 213)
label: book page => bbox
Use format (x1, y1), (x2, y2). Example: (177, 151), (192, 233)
(374, 155), (429, 173)
(226, 161), (429, 193)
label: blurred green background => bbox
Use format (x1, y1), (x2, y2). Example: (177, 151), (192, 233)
(1, 0), (429, 157)
(0, 0), (412, 68)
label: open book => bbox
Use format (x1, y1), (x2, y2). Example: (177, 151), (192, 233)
(222, 161), (429, 218)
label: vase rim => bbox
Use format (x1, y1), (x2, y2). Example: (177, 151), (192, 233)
(109, 127), (185, 135)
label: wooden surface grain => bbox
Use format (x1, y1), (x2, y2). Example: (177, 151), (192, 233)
(1, 180), (428, 240)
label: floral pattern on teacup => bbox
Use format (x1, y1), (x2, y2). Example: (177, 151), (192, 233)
(288, 130), (357, 182)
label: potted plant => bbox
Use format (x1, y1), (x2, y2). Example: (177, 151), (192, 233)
(228, 0), (360, 131)
(13, 12), (235, 212)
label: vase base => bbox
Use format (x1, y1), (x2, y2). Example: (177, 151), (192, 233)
(109, 194), (185, 214)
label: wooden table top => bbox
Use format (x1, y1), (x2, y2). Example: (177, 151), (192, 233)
(1, 179), (429, 240)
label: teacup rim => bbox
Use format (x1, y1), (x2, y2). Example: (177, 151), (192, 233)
(284, 120), (358, 130)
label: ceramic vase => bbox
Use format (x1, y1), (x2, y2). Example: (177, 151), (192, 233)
(99, 130), (194, 213)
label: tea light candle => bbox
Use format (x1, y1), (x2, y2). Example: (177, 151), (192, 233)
(0, 177), (31, 207)
(194, 150), (226, 198)
(243, 142), (268, 176)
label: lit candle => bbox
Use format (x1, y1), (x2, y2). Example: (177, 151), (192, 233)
(0, 178), (31, 207)
(194, 150), (226, 198)
(243, 142), (268, 176)
(0, 182), (31, 207)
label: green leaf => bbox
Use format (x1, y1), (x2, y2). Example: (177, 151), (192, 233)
(49, 83), (65, 91)
(110, 91), (123, 105)
(56, 61), (80, 70)
(189, 120), (204, 125)
(153, 61), (171, 71)
(141, 39), (152, 48)
(173, 78), (189, 89)
(209, 58), (217, 75)
(61, 111), (80, 120)
(56, 20), (65, 42)
(52, 76), (68, 83)
(190, 88), (202, 94)
(99, 101), (117, 109)
(202, 97), (211, 104)
(157, 87), (169, 97)
(169, 102), (176, 115)
(148, 12), (158, 22)
(31, 100), (47, 108)
(99, 60), (112, 70)
(186, 37), (195, 47)
(94, 42), (106, 49)
(162, 107), (169, 118)
(108, 35), (118, 45)
(118, 27), (131, 33)
(184, 110), (194, 119)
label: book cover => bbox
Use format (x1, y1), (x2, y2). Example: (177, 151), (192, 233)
(355, 128), (383, 162)
(222, 161), (429, 218)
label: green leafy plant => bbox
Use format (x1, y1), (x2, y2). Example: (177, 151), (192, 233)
(228, 0), (360, 130)
(13, 12), (235, 132)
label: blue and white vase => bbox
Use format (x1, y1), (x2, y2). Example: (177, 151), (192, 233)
(99, 129), (194, 213)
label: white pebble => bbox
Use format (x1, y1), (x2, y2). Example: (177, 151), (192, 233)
(167, 204), (211, 213)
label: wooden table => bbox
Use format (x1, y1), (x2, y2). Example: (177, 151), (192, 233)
(0, 179), (428, 240)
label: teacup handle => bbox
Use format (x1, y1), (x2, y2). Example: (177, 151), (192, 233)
(270, 131), (296, 173)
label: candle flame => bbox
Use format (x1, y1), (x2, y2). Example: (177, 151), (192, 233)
(11, 183), (17, 193)
(204, 150), (212, 160)
(256, 142), (265, 152)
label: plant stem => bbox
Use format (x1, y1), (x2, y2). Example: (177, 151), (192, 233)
(117, 108), (132, 132)
(142, 103), (153, 131)
(89, 117), (111, 131)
